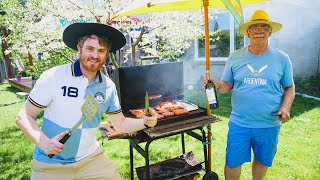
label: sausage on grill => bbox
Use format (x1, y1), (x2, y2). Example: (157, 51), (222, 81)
(158, 109), (170, 114)
(162, 111), (174, 117)
(173, 108), (189, 116)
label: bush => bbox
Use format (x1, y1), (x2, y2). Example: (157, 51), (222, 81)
(294, 74), (320, 97)
(24, 48), (73, 80)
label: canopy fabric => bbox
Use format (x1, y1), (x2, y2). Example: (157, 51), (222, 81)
(115, 0), (269, 19)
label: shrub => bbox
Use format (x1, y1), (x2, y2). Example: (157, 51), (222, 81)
(294, 74), (320, 97)
(24, 48), (73, 80)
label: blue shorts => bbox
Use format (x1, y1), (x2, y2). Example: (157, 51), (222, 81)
(226, 121), (280, 168)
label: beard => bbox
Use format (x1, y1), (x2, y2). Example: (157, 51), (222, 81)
(79, 56), (105, 74)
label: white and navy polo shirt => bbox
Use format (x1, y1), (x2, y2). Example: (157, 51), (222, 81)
(28, 60), (122, 164)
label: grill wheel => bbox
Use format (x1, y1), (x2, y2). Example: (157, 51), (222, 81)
(203, 171), (219, 180)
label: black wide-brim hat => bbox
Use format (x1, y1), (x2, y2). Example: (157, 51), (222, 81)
(63, 23), (126, 53)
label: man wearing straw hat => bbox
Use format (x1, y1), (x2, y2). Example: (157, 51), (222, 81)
(16, 22), (157, 179)
(205, 10), (295, 179)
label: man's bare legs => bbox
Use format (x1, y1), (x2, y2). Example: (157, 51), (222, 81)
(225, 165), (241, 180)
(252, 158), (268, 180)
(225, 158), (268, 180)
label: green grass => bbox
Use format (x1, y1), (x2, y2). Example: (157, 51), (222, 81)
(1, 82), (320, 180)
(0, 85), (33, 180)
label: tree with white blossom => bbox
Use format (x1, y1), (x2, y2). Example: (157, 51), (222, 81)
(1, 0), (204, 74)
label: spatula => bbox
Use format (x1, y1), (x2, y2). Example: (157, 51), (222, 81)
(48, 93), (100, 158)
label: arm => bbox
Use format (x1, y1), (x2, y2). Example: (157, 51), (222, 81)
(103, 107), (157, 137)
(276, 85), (295, 121)
(16, 101), (69, 155)
(203, 77), (233, 94)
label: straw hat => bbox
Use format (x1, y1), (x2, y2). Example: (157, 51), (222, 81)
(63, 23), (126, 53)
(239, 10), (282, 35)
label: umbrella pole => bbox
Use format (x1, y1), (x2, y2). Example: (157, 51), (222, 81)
(203, 0), (212, 173)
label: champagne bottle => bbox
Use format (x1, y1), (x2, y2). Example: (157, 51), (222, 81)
(205, 80), (219, 109)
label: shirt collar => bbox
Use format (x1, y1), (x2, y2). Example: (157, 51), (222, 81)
(71, 60), (103, 83)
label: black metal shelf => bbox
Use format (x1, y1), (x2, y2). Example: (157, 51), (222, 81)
(129, 115), (220, 180)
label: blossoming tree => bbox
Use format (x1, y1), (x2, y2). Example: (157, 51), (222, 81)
(1, 0), (206, 75)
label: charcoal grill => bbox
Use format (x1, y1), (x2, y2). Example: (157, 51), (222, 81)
(109, 62), (220, 179)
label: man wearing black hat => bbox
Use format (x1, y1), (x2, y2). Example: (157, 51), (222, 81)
(204, 10), (295, 179)
(16, 23), (157, 179)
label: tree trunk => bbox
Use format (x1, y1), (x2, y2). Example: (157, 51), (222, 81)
(131, 26), (145, 66)
(132, 45), (136, 66)
(28, 51), (33, 66)
(110, 53), (118, 69)
(2, 27), (12, 78)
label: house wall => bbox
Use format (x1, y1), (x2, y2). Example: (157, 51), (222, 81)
(182, 0), (320, 87)
(182, 40), (226, 90)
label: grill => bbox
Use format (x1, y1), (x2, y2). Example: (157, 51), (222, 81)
(114, 62), (210, 124)
(108, 62), (220, 180)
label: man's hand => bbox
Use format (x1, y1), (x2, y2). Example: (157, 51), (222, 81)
(41, 131), (69, 155)
(203, 77), (215, 87)
(276, 85), (295, 123)
(144, 107), (157, 128)
(203, 77), (233, 94)
(275, 108), (291, 122)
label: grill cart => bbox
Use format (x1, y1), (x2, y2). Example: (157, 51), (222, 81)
(100, 62), (220, 179)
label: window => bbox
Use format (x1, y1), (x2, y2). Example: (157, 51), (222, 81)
(195, 12), (244, 61)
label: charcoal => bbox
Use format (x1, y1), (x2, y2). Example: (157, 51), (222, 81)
(136, 151), (202, 180)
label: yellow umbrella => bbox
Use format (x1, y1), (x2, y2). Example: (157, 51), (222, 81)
(115, 0), (269, 177)
(116, 0), (267, 17)
(115, 0), (269, 73)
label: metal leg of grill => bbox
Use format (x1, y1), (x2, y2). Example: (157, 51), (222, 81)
(201, 127), (209, 172)
(145, 140), (152, 180)
(130, 144), (134, 180)
(181, 133), (185, 154)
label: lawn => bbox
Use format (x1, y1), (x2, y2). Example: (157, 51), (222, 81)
(0, 82), (319, 180)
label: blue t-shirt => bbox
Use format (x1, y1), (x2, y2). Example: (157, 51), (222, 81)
(222, 46), (294, 128)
